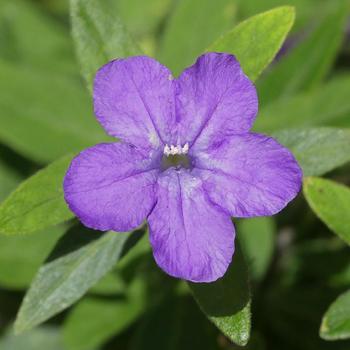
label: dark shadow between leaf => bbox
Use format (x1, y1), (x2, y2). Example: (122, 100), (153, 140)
(190, 245), (250, 317)
(45, 224), (145, 263)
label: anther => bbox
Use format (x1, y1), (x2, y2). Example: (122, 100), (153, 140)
(163, 143), (189, 157)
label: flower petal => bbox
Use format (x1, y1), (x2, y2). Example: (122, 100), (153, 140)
(94, 56), (176, 150)
(64, 143), (160, 231)
(148, 168), (235, 283)
(175, 53), (258, 150)
(194, 133), (302, 217)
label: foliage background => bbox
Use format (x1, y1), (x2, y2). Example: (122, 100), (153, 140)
(0, 0), (350, 349)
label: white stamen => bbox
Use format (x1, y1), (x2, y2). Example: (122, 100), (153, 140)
(164, 144), (170, 155)
(163, 143), (189, 157)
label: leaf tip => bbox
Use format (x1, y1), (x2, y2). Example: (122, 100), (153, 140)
(13, 307), (33, 335)
(319, 317), (330, 339)
(303, 176), (314, 187)
(266, 5), (295, 16)
(277, 5), (296, 28)
(13, 319), (25, 336)
(237, 330), (250, 346)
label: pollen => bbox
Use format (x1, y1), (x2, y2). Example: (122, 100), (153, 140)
(163, 143), (189, 157)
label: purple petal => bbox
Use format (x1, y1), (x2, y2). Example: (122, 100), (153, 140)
(175, 53), (258, 150)
(194, 133), (302, 217)
(148, 168), (235, 283)
(64, 143), (160, 231)
(94, 56), (176, 150)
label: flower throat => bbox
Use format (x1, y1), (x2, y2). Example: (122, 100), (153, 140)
(161, 143), (192, 170)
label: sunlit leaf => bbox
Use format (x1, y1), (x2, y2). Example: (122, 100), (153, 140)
(0, 155), (74, 235)
(209, 6), (295, 81)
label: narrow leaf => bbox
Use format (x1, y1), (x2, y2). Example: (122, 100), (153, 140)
(273, 128), (350, 176)
(209, 6), (295, 81)
(14, 227), (144, 333)
(189, 245), (251, 346)
(70, 0), (140, 90)
(158, 0), (236, 75)
(321, 289), (350, 340)
(303, 177), (350, 245)
(255, 75), (350, 132)
(258, 2), (349, 104)
(0, 61), (108, 163)
(0, 155), (74, 235)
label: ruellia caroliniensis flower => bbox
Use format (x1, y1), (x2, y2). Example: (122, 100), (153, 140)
(63, 53), (302, 283)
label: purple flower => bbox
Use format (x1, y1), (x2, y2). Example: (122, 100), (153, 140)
(64, 53), (302, 283)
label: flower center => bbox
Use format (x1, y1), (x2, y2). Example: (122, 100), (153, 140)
(161, 143), (192, 170)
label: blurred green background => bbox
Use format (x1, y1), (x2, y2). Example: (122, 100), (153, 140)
(1, 0), (350, 349)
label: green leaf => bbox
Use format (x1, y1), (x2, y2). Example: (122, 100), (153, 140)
(42, 1), (70, 16)
(0, 0), (76, 75)
(320, 289), (350, 340)
(0, 225), (66, 289)
(117, 0), (172, 39)
(0, 155), (74, 235)
(63, 278), (147, 350)
(14, 227), (144, 333)
(116, 0), (172, 56)
(189, 245), (251, 346)
(0, 158), (22, 203)
(273, 128), (350, 176)
(303, 177), (350, 245)
(0, 327), (64, 350)
(258, 2), (349, 104)
(209, 6), (295, 81)
(0, 60), (108, 163)
(238, 217), (275, 281)
(70, 0), (140, 90)
(158, 0), (236, 76)
(255, 75), (350, 132)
